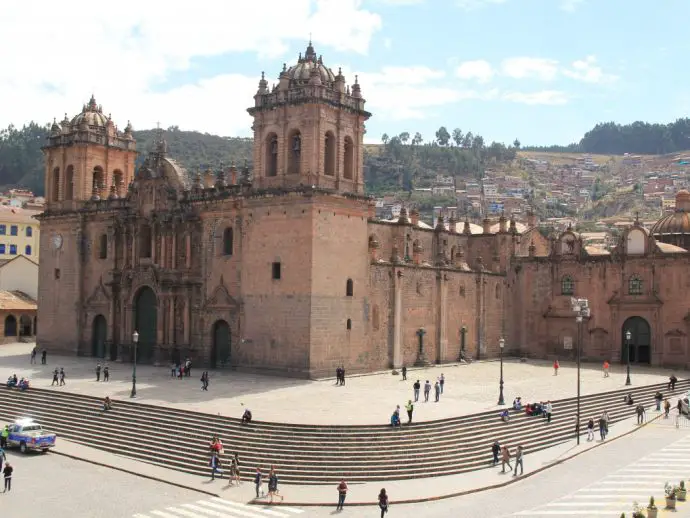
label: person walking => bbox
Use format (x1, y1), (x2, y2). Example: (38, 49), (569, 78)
(602, 360), (609, 377)
(655, 391), (663, 411)
(378, 488), (389, 517)
(336, 479), (348, 511)
(491, 441), (500, 466)
(598, 413), (608, 440)
(59, 368), (66, 386)
(413, 380), (420, 402)
(439, 373), (445, 394)
(41, 349), (47, 365)
(268, 468), (283, 503)
(636, 403), (646, 424)
(544, 401), (553, 423)
(103, 365), (109, 382)
(51, 368), (59, 386)
(254, 468), (263, 498)
(501, 445), (512, 473)
(664, 399), (671, 418)
(423, 380), (431, 402)
(401, 366), (407, 381)
(434, 381), (441, 402)
(513, 445), (524, 477)
(553, 359), (560, 376)
(228, 453), (241, 486)
(30, 346), (36, 364)
(2, 462), (12, 492)
(209, 453), (223, 480)
(0, 426), (8, 449)
(587, 418), (594, 441)
(405, 400), (414, 424)
(96, 363), (102, 382)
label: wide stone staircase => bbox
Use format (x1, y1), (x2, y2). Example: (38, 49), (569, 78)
(0, 380), (686, 484)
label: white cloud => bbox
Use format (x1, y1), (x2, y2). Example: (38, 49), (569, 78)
(455, 60), (495, 83)
(502, 90), (569, 105)
(0, 0), (382, 137)
(501, 57), (560, 81)
(562, 56), (617, 84)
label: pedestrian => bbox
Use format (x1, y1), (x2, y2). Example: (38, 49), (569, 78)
(103, 365), (109, 382)
(544, 401), (553, 423)
(185, 358), (192, 378)
(336, 479), (348, 511)
(378, 488), (389, 517)
(678, 398), (684, 416)
(587, 418), (594, 441)
(96, 363), (101, 382)
(491, 441), (500, 465)
(602, 360), (609, 377)
(636, 403), (645, 424)
(439, 373), (445, 394)
(0, 443), (5, 471)
(51, 368), (58, 386)
(209, 454), (223, 480)
(171, 362), (176, 378)
(401, 365), (407, 381)
(553, 359), (559, 376)
(434, 381), (440, 402)
(664, 399), (671, 418)
(41, 349), (47, 364)
(669, 374), (678, 391)
(0, 426), (8, 449)
(599, 412), (609, 440)
(513, 445), (524, 477)
(30, 346), (36, 364)
(340, 366), (346, 385)
(405, 400), (414, 424)
(254, 468), (263, 498)
(268, 468), (283, 503)
(2, 462), (12, 492)
(200, 372), (208, 391)
(423, 380), (431, 402)
(59, 368), (66, 386)
(655, 391), (663, 411)
(228, 453), (241, 486)
(413, 380), (420, 402)
(501, 445), (512, 473)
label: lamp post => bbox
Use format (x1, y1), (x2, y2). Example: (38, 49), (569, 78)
(497, 337), (505, 405)
(130, 330), (139, 398)
(571, 298), (590, 446)
(625, 329), (632, 386)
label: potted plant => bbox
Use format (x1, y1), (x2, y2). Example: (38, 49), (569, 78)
(632, 501), (645, 518)
(665, 482), (678, 509)
(647, 496), (658, 518)
(679, 480), (687, 501)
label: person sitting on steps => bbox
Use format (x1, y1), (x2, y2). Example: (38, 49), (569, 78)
(242, 408), (252, 425)
(102, 396), (112, 411)
(624, 393), (634, 405)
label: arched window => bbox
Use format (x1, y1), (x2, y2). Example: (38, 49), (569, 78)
(288, 130), (301, 175)
(112, 170), (124, 196)
(346, 318), (352, 330)
(25, 226), (32, 237)
(324, 131), (336, 176)
(561, 275), (574, 295)
(92, 166), (104, 198)
(65, 165), (74, 201)
(52, 167), (60, 202)
(346, 278), (354, 297)
(223, 227), (234, 256)
(629, 275), (643, 295)
(343, 136), (354, 180)
(99, 234), (108, 259)
(24, 245), (31, 256)
(139, 225), (152, 258)
(265, 134), (278, 177)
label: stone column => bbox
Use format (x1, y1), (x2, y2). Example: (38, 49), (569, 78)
(392, 268), (403, 368)
(437, 272), (448, 362)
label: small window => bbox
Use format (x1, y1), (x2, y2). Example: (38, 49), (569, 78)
(25, 226), (32, 237)
(9, 245), (17, 255)
(139, 225), (152, 258)
(272, 262), (281, 280)
(223, 227), (234, 256)
(0, 225), (5, 235)
(10, 226), (17, 236)
(346, 278), (354, 297)
(561, 275), (574, 295)
(25, 245), (31, 256)
(346, 318), (352, 330)
(629, 275), (643, 295)
(54, 268), (61, 279)
(0, 244), (5, 254)
(99, 234), (108, 259)
(495, 284), (500, 299)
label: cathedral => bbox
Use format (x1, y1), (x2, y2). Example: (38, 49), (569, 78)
(36, 42), (690, 377)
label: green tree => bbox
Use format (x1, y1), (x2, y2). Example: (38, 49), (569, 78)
(381, 133), (389, 146)
(412, 132), (423, 146)
(399, 132), (410, 145)
(513, 138), (521, 149)
(435, 126), (451, 146)
(452, 128), (463, 147)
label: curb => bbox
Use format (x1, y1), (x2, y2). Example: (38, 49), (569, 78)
(252, 413), (664, 507)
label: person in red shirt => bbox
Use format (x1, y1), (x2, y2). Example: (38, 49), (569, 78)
(603, 360), (610, 377)
(553, 359), (560, 376)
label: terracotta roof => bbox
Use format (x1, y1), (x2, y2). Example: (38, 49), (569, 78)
(0, 291), (36, 311)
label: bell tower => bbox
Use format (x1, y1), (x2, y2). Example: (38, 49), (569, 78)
(43, 95), (137, 210)
(248, 41), (371, 194)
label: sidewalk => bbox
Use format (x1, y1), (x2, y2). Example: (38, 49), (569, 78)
(51, 410), (666, 506)
(1, 342), (682, 425)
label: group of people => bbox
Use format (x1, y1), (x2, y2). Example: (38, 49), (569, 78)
(335, 366), (346, 386)
(171, 358), (193, 379)
(412, 375), (445, 403)
(50, 368), (66, 386)
(335, 480), (388, 516)
(95, 363), (110, 382)
(29, 346), (47, 365)
(6, 374), (29, 391)
(491, 441), (525, 477)
(506, 398), (553, 422)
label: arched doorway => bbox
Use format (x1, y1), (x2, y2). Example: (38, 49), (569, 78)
(622, 316), (651, 364)
(211, 320), (231, 369)
(134, 287), (157, 362)
(91, 315), (107, 358)
(4, 315), (17, 337)
(19, 315), (32, 337)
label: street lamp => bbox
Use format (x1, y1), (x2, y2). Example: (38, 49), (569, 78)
(625, 329), (632, 386)
(571, 298), (590, 446)
(130, 330), (139, 398)
(497, 337), (505, 405)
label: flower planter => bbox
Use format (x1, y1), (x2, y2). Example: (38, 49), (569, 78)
(647, 507), (658, 518)
(666, 496), (677, 509)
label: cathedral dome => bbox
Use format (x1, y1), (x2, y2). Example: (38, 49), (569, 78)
(285, 41), (336, 85)
(651, 190), (690, 236)
(69, 95), (109, 129)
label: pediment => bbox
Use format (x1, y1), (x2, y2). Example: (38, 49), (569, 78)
(665, 328), (687, 337)
(205, 275), (238, 309)
(86, 277), (111, 307)
(607, 291), (663, 307)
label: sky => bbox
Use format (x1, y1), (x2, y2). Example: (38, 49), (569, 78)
(1, 0), (689, 147)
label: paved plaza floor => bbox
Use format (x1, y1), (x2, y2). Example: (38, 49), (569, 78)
(0, 342), (684, 425)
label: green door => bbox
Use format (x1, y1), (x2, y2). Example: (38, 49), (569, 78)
(134, 287), (157, 362)
(212, 320), (231, 368)
(91, 315), (107, 358)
